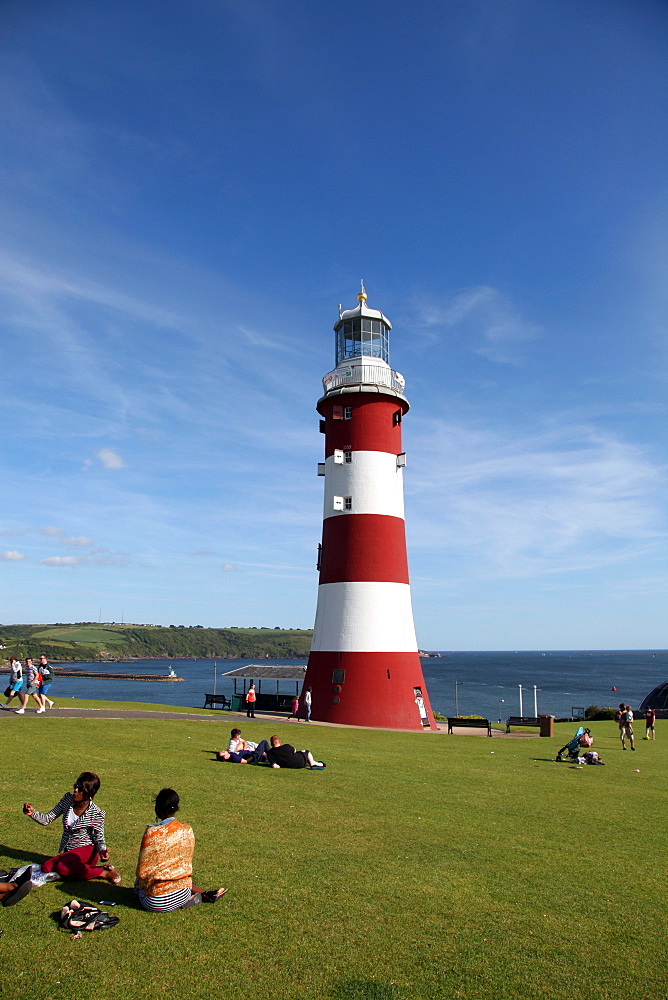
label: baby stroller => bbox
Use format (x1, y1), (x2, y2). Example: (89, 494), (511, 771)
(555, 726), (592, 762)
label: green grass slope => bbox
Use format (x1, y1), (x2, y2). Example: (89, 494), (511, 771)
(0, 718), (666, 1000)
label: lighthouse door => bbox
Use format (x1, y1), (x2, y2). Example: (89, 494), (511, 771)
(413, 687), (430, 727)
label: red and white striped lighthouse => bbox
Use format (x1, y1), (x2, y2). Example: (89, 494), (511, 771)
(302, 285), (436, 731)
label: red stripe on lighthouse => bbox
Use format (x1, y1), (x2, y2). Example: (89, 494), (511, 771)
(304, 651), (435, 730)
(319, 394), (407, 457)
(319, 515), (409, 584)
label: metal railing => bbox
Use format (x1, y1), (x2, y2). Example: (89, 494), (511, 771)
(322, 364), (405, 394)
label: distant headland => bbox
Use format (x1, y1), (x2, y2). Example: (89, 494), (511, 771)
(0, 622), (313, 663)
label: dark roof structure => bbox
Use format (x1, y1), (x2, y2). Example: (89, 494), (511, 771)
(219, 664), (306, 680)
(639, 681), (668, 717)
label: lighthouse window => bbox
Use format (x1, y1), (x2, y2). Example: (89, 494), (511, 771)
(344, 406), (352, 420)
(344, 451), (352, 463)
(336, 318), (390, 365)
(344, 496), (352, 511)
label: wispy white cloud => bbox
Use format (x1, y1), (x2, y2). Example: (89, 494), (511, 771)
(238, 325), (294, 353)
(41, 551), (129, 568)
(97, 448), (126, 470)
(2, 550), (25, 561)
(222, 564), (240, 573)
(417, 286), (541, 364)
(408, 416), (666, 579)
(39, 527), (94, 547)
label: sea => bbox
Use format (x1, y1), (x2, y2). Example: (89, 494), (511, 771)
(47, 650), (667, 721)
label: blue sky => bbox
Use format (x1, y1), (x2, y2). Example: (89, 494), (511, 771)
(1, 0), (666, 650)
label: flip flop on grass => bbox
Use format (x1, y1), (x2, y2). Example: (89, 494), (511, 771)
(201, 888), (228, 903)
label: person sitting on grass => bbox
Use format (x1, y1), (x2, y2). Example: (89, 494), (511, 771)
(135, 788), (227, 912)
(23, 771), (121, 885)
(227, 728), (258, 753)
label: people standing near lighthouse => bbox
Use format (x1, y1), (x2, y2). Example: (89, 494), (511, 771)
(619, 704), (635, 750)
(245, 682), (256, 718)
(644, 707), (656, 740)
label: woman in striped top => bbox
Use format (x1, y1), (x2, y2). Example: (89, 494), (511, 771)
(135, 788), (226, 912)
(23, 772), (121, 883)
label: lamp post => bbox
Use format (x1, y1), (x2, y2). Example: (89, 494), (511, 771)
(455, 679), (462, 716)
(533, 685), (539, 717)
(498, 698), (505, 723)
(518, 684), (523, 716)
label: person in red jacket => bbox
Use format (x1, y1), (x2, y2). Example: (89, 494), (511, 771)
(245, 682), (256, 718)
(644, 707), (656, 740)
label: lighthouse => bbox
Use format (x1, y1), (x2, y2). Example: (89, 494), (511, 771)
(302, 285), (436, 731)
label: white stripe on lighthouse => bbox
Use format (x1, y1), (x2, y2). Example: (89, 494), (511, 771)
(323, 451), (405, 519)
(310, 581), (418, 652)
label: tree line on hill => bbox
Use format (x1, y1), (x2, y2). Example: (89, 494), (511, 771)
(0, 624), (312, 662)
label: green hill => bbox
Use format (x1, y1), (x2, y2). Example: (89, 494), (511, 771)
(0, 622), (312, 662)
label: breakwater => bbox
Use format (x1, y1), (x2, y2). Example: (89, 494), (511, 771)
(39, 670), (183, 682)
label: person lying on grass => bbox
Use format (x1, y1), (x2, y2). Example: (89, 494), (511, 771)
(21, 771), (121, 894)
(216, 736), (325, 768)
(135, 787), (227, 912)
(245, 735), (325, 768)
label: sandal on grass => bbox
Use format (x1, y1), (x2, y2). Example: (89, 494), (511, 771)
(60, 902), (119, 931)
(201, 888), (228, 903)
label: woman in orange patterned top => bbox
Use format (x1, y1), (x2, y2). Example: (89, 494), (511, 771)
(135, 788), (227, 912)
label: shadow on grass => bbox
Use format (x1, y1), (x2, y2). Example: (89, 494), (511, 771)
(51, 880), (138, 908)
(0, 844), (49, 866)
(329, 980), (399, 999)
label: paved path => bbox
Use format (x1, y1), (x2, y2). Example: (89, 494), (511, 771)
(0, 706), (539, 736)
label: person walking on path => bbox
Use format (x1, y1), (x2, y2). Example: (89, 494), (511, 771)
(644, 707), (656, 740)
(37, 654), (55, 710)
(304, 686), (312, 723)
(287, 695), (300, 721)
(14, 658), (42, 714)
(245, 682), (256, 719)
(1, 657), (23, 710)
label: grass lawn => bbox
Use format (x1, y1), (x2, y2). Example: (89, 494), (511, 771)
(1, 714), (666, 1000)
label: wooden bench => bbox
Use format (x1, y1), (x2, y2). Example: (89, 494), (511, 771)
(506, 716), (540, 732)
(447, 717), (492, 736)
(203, 693), (231, 710)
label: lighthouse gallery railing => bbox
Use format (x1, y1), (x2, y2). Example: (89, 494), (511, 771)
(322, 364), (405, 395)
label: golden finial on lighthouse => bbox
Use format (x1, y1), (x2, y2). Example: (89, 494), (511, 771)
(357, 280), (367, 304)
